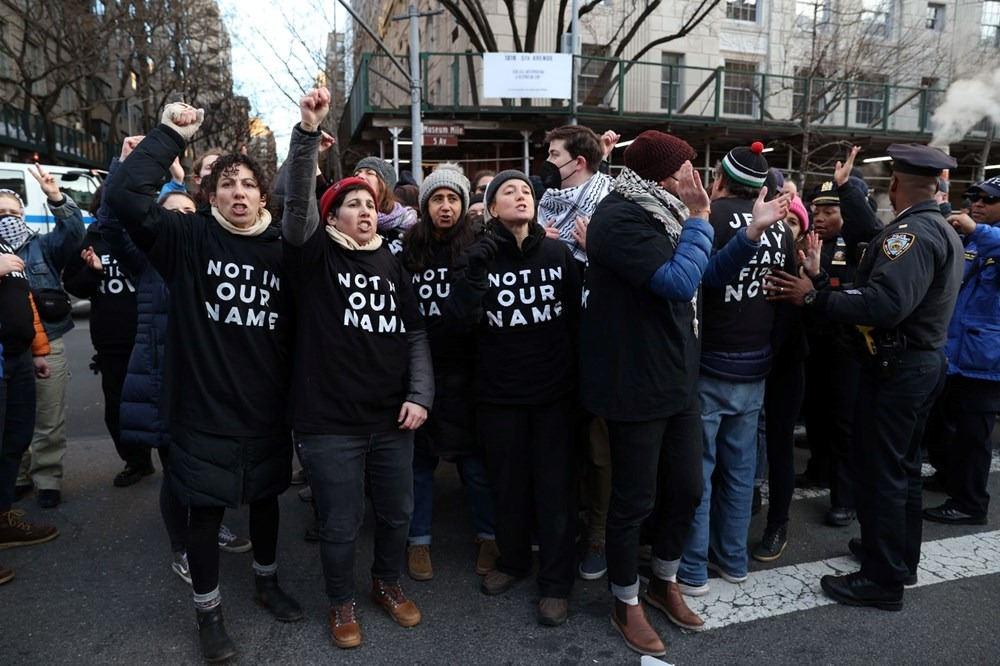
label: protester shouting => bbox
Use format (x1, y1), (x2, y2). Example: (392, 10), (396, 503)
(281, 88), (433, 650)
(106, 103), (300, 663)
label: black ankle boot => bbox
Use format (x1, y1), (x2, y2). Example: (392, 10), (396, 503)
(196, 607), (236, 663)
(254, 574), (304, 622)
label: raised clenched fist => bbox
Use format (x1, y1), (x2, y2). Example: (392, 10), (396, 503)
(161, 102), (204, 141)
(299, 88), (331, 132)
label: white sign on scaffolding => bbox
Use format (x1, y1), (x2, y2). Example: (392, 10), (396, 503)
(483, 53), (572, 99)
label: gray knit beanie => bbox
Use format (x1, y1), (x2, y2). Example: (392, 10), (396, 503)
(483, 170), (534, 222)
(419, 165), (470, 220)
(354, 156), (397, 190)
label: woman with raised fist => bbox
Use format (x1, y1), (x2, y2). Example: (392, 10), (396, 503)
(105, 102), (300, 663)
(281, 88), (433, 650)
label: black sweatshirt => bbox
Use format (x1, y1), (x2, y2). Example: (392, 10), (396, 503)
(280, 123), (433, 436)
(63, 226), (138, 355)
(0, 239), (35, 357)
(405, 237), (478, 371)
(453, 222), (581, 405)
(702, 196), (795, 353)
(105, 124), (290, 437)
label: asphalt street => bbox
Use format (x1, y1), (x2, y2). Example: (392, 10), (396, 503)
(3, 323), (1000, 665)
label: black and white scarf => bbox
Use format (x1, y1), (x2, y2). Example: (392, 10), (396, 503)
(0, 215), (35, 252)
(612, 167), (700, 336)
(538, 171), (613, 262)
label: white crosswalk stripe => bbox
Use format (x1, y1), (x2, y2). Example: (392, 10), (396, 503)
(685, 529), (1000, 631)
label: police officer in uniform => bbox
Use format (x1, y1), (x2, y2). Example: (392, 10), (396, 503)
(767, 144), (964, 610)
(799, 146), (883, 529)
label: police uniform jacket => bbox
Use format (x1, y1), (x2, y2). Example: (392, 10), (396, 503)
(813, 200), (964, 350)
(944, 219), (1000, 380)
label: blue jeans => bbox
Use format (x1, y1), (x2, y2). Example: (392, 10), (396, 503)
(679, 375), (765, 585)
(296, 430), (414, 604)
(408, 448), (494, 545)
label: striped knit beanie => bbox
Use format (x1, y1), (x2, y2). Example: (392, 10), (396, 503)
(722, 141), (769, 189)
(419, 164), (470, 220)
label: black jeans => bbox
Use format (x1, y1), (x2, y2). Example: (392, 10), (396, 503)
(97, 352), (150, 468)
(156, 446), (187, 553)
(296, 430), (414, 604)
(804, 343), (860, 508)
(922, 375), (1000, 516)
(765, 357), (806, 529)
(0, 352), (36, 512)
(605, 399), (702, 595)
(478, 398), (577, 599)
(187, 496), (280, 595)
(853, 349), (945, 587)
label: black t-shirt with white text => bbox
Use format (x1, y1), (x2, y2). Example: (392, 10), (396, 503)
(702, 196), (794, 353)
(145, 216), (289, 436)
(474, 223), (581, 405)
(285, 227), (424, 435)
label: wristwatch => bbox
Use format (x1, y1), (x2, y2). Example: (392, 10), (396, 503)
(803, 289), (818, 306)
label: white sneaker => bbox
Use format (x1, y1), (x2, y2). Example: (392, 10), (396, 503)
(707, 561), (748, 584)
(676, 579), (710, 597)
(171, 551), (192, 585)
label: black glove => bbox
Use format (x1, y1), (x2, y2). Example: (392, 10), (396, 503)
(464, 236), (498, 274)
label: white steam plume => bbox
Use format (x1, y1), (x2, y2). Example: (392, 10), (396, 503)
(931, 70), (1000, 148)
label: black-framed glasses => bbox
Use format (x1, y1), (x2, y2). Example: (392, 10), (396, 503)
(970, 194), (1000, 205)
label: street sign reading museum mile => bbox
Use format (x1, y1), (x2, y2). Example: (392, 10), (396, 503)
(422, 124), (463, 146)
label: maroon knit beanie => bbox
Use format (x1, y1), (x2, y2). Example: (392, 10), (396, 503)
(623, 130), (696, 183)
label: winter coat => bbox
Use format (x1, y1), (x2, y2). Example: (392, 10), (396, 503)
(945, 220), (1000, 380)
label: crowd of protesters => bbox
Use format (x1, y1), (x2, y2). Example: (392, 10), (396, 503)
(0, 85), (997, 661)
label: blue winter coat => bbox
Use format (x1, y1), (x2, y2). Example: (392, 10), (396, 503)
(100, 158), (172, 449)
(944, 221), (1000, 381)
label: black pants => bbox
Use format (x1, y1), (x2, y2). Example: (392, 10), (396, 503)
(97, 352), (150, 468)
(0, 352), (35, 512)
(765, 357), (806, 529)
(478, 398), (576, 599)
(923, 375), (1000, 517)
(188, 495), (279, 595)
(804, 342), (860, 509)
(157, 446), (188, 553)
(853, 349), (945, 587)
(605, 399), (702, 593)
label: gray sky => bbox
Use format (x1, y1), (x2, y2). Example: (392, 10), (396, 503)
(219, 0), (348, 159)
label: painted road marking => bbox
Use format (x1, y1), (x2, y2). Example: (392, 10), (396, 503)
(685, 529), (1000, 631)
(759, 449), (1000, 506)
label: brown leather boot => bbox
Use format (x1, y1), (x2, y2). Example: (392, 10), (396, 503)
(480, 569), (522, 595)
(475, 538), (500, 575)
(537, 597), (568, 626)
(611, 599), (666, 657)
(644, 577), (705, 632)
(407, 544), (433, 581)
(371, 578), (422, 627)
(329, 600), (362, 649)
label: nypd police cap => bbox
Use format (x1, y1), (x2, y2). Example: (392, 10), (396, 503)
(886, 143), (957, 177)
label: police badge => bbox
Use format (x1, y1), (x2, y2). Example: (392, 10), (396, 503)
(882, 232), (915, 260)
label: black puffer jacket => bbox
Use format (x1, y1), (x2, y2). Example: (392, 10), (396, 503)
(105, 124), (291, 507)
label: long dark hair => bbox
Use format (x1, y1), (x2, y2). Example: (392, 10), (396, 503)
(402, 209), (477, 272)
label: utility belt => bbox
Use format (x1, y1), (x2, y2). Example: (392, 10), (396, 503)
(854, 326), (934, 377)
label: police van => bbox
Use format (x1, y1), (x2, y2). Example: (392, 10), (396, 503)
(0, 161), (103, 232)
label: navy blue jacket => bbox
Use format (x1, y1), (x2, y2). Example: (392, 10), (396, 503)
(945, 220), (1000, 380)
(100, 157), (172, 450)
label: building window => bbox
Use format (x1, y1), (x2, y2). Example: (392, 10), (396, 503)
(854, 76), (886, 125)
(660, 53), (682, 111)
(795, 0), (830, 27)
(723, 60), (758, 117)
(726, 0), (758, 22)
(919, 76), (941, 129)
(983, 1), (1000, 47)
(925, 3), (944, 30)
(578, 43), (609, 104)
(793, 68), (829, 118)
(862, 0), (891, 37)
